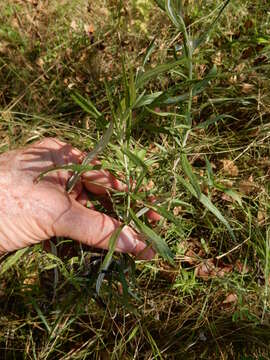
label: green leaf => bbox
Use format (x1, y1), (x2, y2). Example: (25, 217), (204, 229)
(133, 92), (163, 108)
(143, 38), (156, 67)
(96, 225), (124, 295)
(0, 247), (29, 276)
(179, 177), (235, 240)
(31, 298), (51, 333)
(122, 148), (148, 172)
(146, 107), (186, 120)
(195, 114), (237, 130)
(223, 189), (243, 207)
(136, 58), (184, 88)
(104, 81), (117, 123)
(66, 121), (114, 193)
(205, 155), (214, 186)
(193, 0), (231, 50)
(154, 0), (165, 11)
(158, 67), (217, 105)
(192, 65), (217, 93)
(143, 202), (185, 236)
(127, 325), (139, 343)
(129, 209), (174, 265)
(165, 0), (184, 30)
(181, 153), (201, 199)
(165, 0), (190, 59)
(71, 91), (101, 119)
(37, 163), (100, 183)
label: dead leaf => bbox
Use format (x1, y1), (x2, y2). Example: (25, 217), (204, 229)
(70, 20), (78, 31)
(223, 293), (238, 304)
(258, 157), (270, 167)
(229, 75), (237, 84)
(235, 63), (245, 73)
(221, 193), (234, 203)
(195, 259), (233, 280)
(197, 64), (206, 79)
(216, 264), (233, 277)
(195, 259), (215, 280)
(241, 83), (254, 94)
(145, 180), (155, 191)
(212, 51), (223, 66)
(235, 260), (249, 274)
(183, 249), (197, 265)
(159, 262), (177, 283)
(173, 206), (182, 216)
(84, 23), (94, 35)
(244, 19), (253, 30)
(221, 159), (239, 177)
(257, 210), (267, 226)
(239, 176), (256, 195)
(36, 57), (44, 68)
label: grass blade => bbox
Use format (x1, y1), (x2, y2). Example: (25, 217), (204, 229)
(179, 177), (235, 240)
(71, 91), (101, 119)
(129, 209), (174, 265)
(143, 38), (156, 67)
(133, 92), (163, 108)
(165, 0), (184, 30)
(136, 58), (184, 88)
(0, 248), (29, 276)
(153, 0), (165, 11)
(37, 163), (100, 183)
(181, 153), (201, 199)
(193, 0), (231, 50)
(66, 121), (114, 193)
(96, 225), (124, 295)
(122, 148), (148, 172)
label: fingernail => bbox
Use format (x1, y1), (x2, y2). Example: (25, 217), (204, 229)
(136, 247), (156, 260)
(117, 226), (155, 260)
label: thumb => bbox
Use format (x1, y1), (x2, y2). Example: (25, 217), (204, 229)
(54, 201), (155, 260)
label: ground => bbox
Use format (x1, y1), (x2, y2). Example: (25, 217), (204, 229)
(0, 0), (269, 359)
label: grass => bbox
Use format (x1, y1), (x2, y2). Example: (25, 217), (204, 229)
(0, 0), (270, 358)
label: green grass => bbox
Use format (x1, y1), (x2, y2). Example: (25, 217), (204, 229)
(0, 0), (270, 358)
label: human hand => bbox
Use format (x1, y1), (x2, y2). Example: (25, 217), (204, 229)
(0, 138), (155, 259)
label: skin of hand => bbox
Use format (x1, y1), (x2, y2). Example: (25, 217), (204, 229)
(0, 138), (156, 259)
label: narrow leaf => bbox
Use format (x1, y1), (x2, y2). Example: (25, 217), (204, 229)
(143, 38), (156, 67)
(133, 92), (163, 108)
(66, 121), (114, 193)
(136, 58), (184, 88)
(71, 92), (101, 119)
(37, 163), (100, 183)
(122, 148), (148, 172)
(165, 0), (184, 30)
(129, 209), (174, 264)
(181, 153), (201, 199)
(193, 0), (231, 50)
(154, 0), (165, 11)
(195, 114), (237, 130)
(96, 225), (124, 294)
(0, 248), (29, 276)
(179, 177), (235, 240)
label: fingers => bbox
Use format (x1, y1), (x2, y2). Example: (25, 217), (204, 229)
(147, 196), (162, 223)
(82, 170), (128, 195)
(81, 170), (161, 222)
(54, 200), (155, 260)
(76, 189), (95, 208)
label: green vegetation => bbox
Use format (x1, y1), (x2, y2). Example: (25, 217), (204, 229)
(0, 0), (270, 358)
